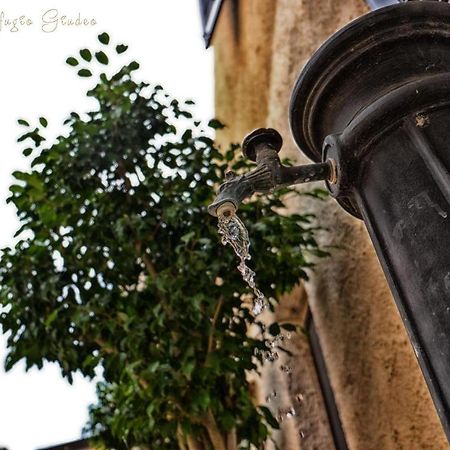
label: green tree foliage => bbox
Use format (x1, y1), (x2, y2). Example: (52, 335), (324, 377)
(0, 33), (324, 449)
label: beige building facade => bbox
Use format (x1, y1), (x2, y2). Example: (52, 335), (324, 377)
(211, 1), (449, 449)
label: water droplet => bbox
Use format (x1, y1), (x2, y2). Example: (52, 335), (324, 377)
(280, 365), (292, 374)
(286, 407), (296, 418)
(277, 406), (296, 421)
(296, 393), (304, 403)
(299, 429), (306, 439)
(263, 350), (279, 362)
(252, 297), (266, 315)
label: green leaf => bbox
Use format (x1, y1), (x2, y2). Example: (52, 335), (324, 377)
(147, 362), (159, 373)
(9, 184), (24, 194)
(45, 309), (59, 328)
(39, 117), (48, 128)
(98, 32), (110, 45)
(95, 51), (109, 65)
(181, 231), (195, 244)
(77, 69), (92, 77)
(258, 406), (280, 429)
(66, 57), (79, 66)
(115, 44), (128, 54)
(197, 391), (210, 410)
(12, 170), (27, 180)
(17, 119), (29, 127)
(181, 361), (195, 379)
(128, 61), (140, 71)
(22, 148), (33, 157)
(208, 118), (225, 130)
(79, 49), (92, 62)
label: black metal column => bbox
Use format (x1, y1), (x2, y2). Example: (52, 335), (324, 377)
(290, 1), (450, 440)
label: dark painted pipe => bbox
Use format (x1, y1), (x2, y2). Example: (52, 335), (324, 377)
(290, 1), (450, 441)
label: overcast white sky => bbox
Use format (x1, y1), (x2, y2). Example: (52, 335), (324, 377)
(0, 1), (213, 449)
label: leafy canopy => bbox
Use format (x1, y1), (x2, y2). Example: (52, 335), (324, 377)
(0, 33), (324, 449)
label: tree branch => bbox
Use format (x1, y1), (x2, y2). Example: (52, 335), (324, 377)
(186, 434), (204, 450)
(206, 296), (224, 359)
(117, 160), (133, 192)
(94, 338), (117, 355)
(204, 409), (226, 450)
(142, 253), (158, 279)
(226, 428), (237, 450)
(134, 239), (158, 279)
(177, 424), (188, 450)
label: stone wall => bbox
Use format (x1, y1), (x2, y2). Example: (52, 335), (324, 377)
(212, 1), (449, 449)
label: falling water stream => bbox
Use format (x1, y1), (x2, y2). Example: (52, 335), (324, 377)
(217, 211), (305, 430)
(217, 212), (267, 316)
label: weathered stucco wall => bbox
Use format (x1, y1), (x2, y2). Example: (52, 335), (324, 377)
(214, 0), (277, 142)
(213, 1), (449, 449)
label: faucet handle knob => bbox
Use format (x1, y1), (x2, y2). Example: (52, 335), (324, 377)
(242, 128), (283, 162)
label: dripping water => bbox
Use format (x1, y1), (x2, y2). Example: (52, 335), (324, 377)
(218, 212), (267, 316)
(217, 210), (304, 429)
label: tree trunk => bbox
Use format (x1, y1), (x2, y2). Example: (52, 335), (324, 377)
(186, 434), (204, 450)
(177, 424), (188, 450)
(204, 410), (227, 450)
(226, 428), (237, 450)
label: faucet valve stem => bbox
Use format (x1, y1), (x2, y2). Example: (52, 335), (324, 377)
(242, 128), (283, 162)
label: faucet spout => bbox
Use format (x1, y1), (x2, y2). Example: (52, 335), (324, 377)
(207, 165), (274, 217)
(208, 128), (336, 217)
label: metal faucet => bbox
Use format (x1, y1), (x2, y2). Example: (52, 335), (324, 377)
(207, 128), (336, 217)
